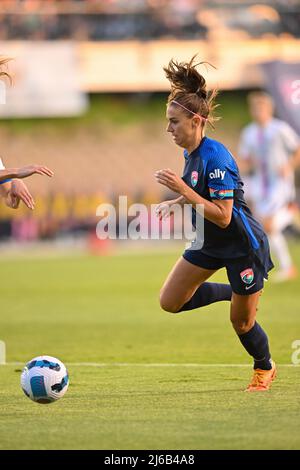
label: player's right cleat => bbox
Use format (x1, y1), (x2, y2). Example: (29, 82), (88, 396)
(245, 361), (277, 392)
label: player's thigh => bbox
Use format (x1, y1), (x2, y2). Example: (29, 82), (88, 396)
(230, 290), (262, 334)
(160, 256), (218, 312)
(254, 197), (282, 233)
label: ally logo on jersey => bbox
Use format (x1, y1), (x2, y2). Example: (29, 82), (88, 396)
(209, 169), (226, 180)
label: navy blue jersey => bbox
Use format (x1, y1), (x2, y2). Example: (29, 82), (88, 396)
(182, 136), (266, 258)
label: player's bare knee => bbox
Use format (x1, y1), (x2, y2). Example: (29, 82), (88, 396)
(159, 292), (181, 313)
(160, 300), (181, 313)
(231, 318), (255, 335)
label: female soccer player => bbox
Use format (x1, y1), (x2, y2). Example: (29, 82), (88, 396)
(0, 57), (53, 209)
(155, 57), (276, 392)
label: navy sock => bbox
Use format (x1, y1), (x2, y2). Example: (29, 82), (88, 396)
(178, 282), (232, 312)
(238, 322), (272, 370)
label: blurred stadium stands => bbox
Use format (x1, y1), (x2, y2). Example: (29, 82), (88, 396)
(0, 0), (300, 244)
(0, 111), (184, 242)
(0, 0), (299, 41)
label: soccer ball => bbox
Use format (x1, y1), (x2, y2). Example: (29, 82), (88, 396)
(21, 355), (69, 404)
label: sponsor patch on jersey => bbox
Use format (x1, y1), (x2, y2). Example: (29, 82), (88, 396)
(209, 188), (234, 199)
(191, 171), (198, 187)
(240, 268), (254, 285)
(209, 169), (226, 180)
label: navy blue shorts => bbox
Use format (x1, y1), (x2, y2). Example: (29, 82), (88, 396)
(183, 236), (274, 295)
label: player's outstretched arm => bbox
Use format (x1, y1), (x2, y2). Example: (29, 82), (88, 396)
(0, 179), (36, 210)
(7, 180), (36, 210)
(0, 164), (54, 182)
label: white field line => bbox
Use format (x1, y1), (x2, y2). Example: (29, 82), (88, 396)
(2, 362), (299, 368)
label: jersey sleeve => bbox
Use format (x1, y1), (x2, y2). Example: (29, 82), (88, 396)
(206, 145), (237, 200)
(280, 122), (300, 154)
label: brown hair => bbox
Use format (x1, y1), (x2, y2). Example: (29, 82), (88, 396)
(164, 56), (219, 128)
(0, 57), (12, 83)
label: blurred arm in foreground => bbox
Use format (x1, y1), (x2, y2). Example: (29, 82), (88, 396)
(0, 163), (54, 210)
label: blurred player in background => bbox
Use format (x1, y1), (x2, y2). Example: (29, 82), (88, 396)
(155, 57), (276, 392)
(238, 92), (300, 282)
(0, 57), (53, 209)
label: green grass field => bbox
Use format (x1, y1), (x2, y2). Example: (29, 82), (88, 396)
(0, 243), (300, 450)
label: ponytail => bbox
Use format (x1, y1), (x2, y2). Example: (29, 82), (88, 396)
(164, 56), (219, 129)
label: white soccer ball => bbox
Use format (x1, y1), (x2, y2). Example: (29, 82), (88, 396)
(21, 355), (69, 404)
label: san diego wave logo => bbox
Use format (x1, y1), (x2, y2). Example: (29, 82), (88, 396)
(191, 171), (198, 187)
(240, 268), (254, 285)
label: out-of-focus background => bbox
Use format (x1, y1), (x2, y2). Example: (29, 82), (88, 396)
(0, 0), (299, 251)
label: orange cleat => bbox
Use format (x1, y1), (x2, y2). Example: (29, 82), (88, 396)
(245, 361), (277, 392)
(272, 266), (298, 283)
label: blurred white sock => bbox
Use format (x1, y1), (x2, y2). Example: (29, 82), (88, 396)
(269, 232), (292, 271)
(273, 207), (293, 232)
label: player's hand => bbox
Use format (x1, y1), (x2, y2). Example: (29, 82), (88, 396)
(15, 165), (54, 179)
(155, 202), (171, 220)
(5, 191), (20, 209)
(155, 169), (188, 195)
(9, 179), (35, 210)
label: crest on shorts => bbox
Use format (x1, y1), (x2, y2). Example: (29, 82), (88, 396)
(191, 171), (198, 187)
(240, 268), (254, 285)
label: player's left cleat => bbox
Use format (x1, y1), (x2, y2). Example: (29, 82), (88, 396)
(272, 266), (298, 283)
(244, 361), (277, 392)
